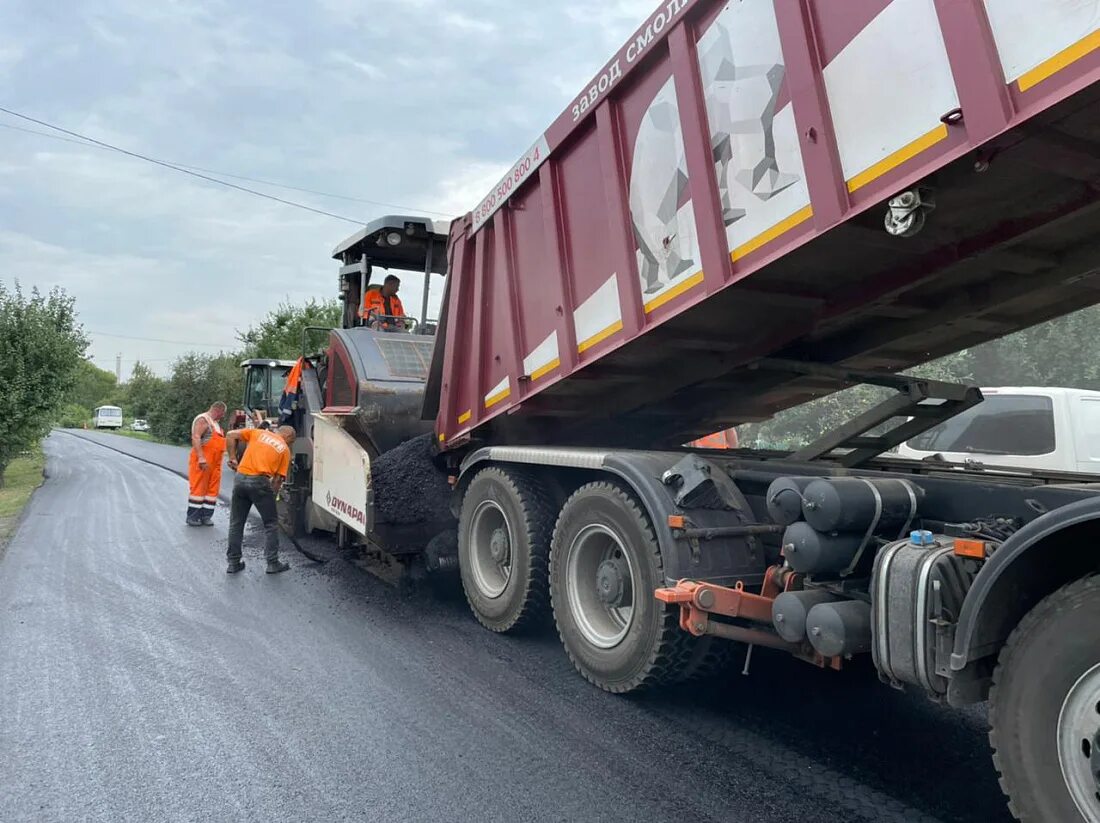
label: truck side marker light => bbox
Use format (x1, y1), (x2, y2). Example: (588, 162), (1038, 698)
(731, 205), (814, 262)
(457, 410), (472, 425)
(667, 515), (686, 529)
(1017, 29), (1100, 92)
(643, 270), (705, 314)
(847, 123), (949, 193)
(577, 320), (624, 353)
(953, 538), (987, 559)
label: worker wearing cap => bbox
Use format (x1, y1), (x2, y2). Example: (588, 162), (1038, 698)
(361, 275), (406, 330)
(187, 401), (227, 527)
(223, 425), (296, 575)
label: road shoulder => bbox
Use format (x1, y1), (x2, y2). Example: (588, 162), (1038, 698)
(0, 447), (46, 560)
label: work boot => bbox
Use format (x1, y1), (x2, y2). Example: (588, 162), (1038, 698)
(266, 559), (290, 575)
(226, 559), (245, 574)
(186, 513), (203, 527)
(201, 511), (215, 527)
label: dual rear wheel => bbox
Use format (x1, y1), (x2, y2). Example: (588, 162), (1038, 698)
(458, 469), (699, 691)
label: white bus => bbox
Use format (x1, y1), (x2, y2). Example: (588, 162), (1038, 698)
(92, 405), (123, 430)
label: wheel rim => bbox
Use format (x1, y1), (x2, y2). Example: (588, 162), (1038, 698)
(1057, 661), (1100, 821)
(469, 500), (513, 599)
(565, 524), (636, 649)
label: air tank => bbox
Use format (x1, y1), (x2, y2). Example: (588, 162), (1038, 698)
(782, 521), (864, 575)
(771, 589), (839, 643)
(801, 478), (922, 534)
(806, 600), (873, 658)
(766, 477), (813, 526)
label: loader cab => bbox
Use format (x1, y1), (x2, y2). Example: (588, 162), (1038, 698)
(331, 215), (450, 335)
(241, 358), (295, 422)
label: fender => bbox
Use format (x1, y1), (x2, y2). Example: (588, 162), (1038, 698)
(459, 446), (767, 587)
(950, 495), (1100, 671)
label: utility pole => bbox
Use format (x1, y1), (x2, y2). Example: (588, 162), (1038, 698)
(116, 353), (122, 383)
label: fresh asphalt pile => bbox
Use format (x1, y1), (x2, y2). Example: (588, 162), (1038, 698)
(371, 433), (455, 526)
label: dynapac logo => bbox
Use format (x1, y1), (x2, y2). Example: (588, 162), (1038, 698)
(326, 491), (365, 525)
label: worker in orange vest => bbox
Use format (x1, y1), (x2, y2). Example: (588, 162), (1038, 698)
(361, 275), (406, 330)
(689, 427), (740, 450)
(223, 425), (296, 574)
(187, 401), (227, 526)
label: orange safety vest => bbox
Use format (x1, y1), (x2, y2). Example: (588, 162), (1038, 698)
(361, 289), (405, 322)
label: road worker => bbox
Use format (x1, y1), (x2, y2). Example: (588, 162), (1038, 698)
(223, 425), (296, 575)
(361, 274), (406, 330)
(187, 401), (227, 526)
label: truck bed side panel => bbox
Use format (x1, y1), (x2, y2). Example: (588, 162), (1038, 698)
(433, 0), (1100, 448)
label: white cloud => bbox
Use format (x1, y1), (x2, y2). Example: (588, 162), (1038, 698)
(0, 0), (659, 376)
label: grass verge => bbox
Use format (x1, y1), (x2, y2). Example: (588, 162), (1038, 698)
(0, 448), (46, 556)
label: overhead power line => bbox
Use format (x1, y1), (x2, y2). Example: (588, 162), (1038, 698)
(87, 329), (238, 348)
(0, 120), (455, 219)
(0, 106), (375, 225)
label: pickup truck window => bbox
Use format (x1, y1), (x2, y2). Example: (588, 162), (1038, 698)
(907, 394), (1055, 456)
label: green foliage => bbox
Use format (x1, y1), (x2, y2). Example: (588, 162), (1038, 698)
(122, 361), (166, 418)
(65, 359), (119, 410)
(0, 282), (88, 479)
(148, 352), (243, 443)
(237, 298), (341, 360)
(739, 309), (1100, 450)
(57, 404), (93, 429)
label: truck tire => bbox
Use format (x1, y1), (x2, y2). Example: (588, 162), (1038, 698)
(458, 467), (553, 633)
(989, 575), (1100, 823)
(550, 481), (689, 693)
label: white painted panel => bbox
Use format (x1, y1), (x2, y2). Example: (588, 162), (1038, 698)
(696, 2), (812, 255)
(484, 376), (510, 406)
(628, 77), (701, 303)
(823, 0), (959, 182)
(312, 413), (372, 537)
(984, 0), (1100, 82)
(573, 273), (622, 347)
(523, 330), (560, 376)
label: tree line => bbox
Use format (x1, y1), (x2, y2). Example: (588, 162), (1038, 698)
(1, 283), (342, 478)
(61, 297), (342, 443)
(4, 278), (1100, 478)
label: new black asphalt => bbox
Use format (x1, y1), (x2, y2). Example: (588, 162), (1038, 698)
(0, 433), (1014, 822)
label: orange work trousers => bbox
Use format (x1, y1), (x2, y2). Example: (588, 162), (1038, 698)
(187, 432), (226, 522)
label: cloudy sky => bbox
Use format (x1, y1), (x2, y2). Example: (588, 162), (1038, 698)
(0, 0), (654, 377)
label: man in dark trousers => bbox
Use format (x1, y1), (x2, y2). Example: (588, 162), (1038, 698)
(223, 425), (296, 575)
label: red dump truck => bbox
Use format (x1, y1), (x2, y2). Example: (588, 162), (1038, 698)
(259, 2), (1100, 819)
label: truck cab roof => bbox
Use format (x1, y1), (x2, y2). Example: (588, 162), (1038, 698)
(332, 215), (450, 275)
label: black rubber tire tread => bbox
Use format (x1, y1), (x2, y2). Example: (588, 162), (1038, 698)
(550, 481), (692, 694)
(989, 574), (1100, 823)
(676, 635), (741, 684)
(458, 467), (555, 634)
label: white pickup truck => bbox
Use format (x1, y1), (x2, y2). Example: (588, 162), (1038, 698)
(897, 387), (1100, 474)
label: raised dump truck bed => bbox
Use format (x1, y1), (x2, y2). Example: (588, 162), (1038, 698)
(427, 0), (1100, 449)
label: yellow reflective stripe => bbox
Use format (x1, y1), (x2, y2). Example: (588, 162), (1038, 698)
(846, 124), (949, 193)
(529, 358), (561, 382)
(457, 410), (471, 425)
(577, 320), (623, 353)
(731, 205), (814, 262)
(643, 270), (705, 314)
(1017, 29), (1100, 92)
(484, 387), (511, 409)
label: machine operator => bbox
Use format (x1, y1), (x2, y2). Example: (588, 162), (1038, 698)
(361, 274), (406, 330)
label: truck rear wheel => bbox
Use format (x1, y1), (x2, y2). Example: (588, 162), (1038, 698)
(990, 575), (1100, 822)
(550, 481), (688, 693)
(458, 467), (553, 633)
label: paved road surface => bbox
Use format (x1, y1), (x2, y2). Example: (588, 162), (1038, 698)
(0, 434), (1015, 822)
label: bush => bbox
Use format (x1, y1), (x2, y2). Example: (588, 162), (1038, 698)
(57, 404), (92, 429)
